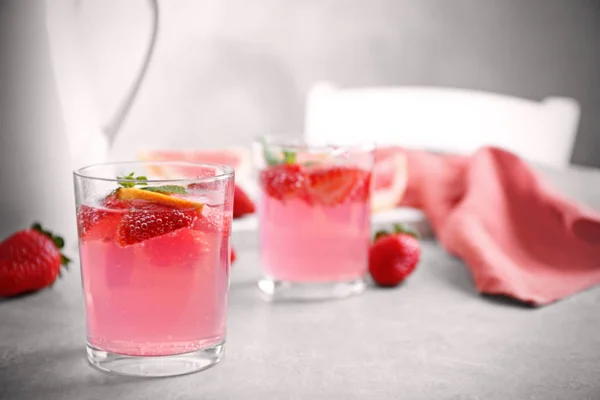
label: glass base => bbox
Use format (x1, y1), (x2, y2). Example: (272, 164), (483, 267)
(258, 276), (366, 302)
(86, 340), (225, 377)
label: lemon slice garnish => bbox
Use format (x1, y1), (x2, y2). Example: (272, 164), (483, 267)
(116, 188), (204, 210)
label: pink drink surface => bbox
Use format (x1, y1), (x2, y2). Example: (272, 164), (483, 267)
(258, 164), (371, 282)
(78, 196), (230, 357)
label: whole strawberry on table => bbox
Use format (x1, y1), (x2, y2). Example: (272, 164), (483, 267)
(369, 224), (421, 287)
(233, 185), (255, 219)
(0, 223), (70, 297)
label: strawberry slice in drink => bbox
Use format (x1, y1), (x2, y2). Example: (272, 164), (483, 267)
(78, 188), (204, 245)
(259, 164), (370, 206)
(78, 206), (121, 241)
(114, 188), (204, 247)
(118, 206), (201, 247)
(306, 166), (370, 206)
(77, 192), (129, 242)
(259, 164), (310, 202)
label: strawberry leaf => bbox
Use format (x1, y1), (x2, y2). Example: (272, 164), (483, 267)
(374, 230), (389, 241)
(61, 254), (71, 266)
(393, 223), (420, 239)
(373, 224), (420, 242)
(52, 236), (65, 249)
(30, 222), (72, 267)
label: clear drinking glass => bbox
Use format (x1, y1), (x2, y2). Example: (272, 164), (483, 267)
(254, 137), (374, 301)
(73, 162), (234, 377)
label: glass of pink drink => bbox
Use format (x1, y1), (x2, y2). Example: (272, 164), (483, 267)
(73, 162), (234, 377)
(254, 138), (374, 300)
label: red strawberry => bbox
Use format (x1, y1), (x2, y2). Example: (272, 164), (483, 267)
(117, 204), (201, 247)
(231, 248), (237, 264)
(259, 164), (308, 202)
(90, 187), (205, 247)
(233, 185), (255, 218)
(77, 191), (130, 241)
(103, 191), (130, 209)
(142, 228), (200, 268)
(0, 223), (71, 297)
(307, 166), (369, 206)
(369, 224), (421, 287)
(77, 205), (123, 242)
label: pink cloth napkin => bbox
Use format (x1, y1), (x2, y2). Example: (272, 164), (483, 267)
(392, 146), (600, 306)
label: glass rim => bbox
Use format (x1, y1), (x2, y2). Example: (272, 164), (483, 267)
(254, 135), (376, 153)
(73, 161), (235, 184)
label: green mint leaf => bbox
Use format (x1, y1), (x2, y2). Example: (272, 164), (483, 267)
(117, 173), (148, 188)
(142, 185), (188, 195)
(266, 154), (279, 166)
(283, 151), (297, 164)
(261, 137), (281, 166)
(264, 148), (280, 166)
(260, 138), (298, 166)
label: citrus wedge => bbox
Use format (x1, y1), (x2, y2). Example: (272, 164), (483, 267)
(137, 147), (251, 182)
(371, 149), (408, 212)
(116, 188), (204, 211)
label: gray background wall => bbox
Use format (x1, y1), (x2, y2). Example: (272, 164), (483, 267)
(77, 0), (600, 166)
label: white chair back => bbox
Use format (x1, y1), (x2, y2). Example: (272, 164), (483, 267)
(305, 83), (580, 168)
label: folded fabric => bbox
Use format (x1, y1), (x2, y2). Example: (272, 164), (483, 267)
(394, 146), (600, 306)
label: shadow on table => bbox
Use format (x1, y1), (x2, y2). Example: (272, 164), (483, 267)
(0, 346), (146, 398)
(0, 291), (42, 303)
(427, 241), (535, 309)
(480, 294), (536, 309)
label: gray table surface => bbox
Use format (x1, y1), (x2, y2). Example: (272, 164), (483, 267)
(1, 165), (600, 400)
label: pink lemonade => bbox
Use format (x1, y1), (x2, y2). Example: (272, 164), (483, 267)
(258, 163), (371, 283)
(77, 189), (231, 357)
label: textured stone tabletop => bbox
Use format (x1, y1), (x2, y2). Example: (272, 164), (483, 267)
(1, 165), (599, 400)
